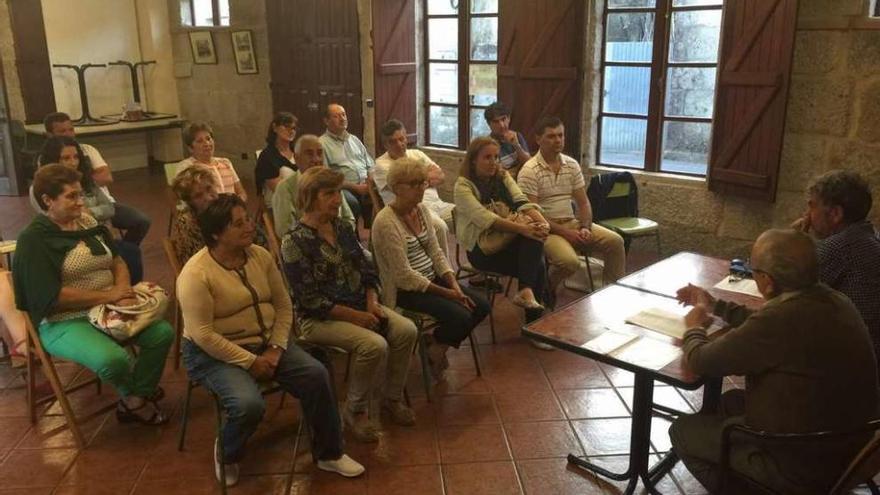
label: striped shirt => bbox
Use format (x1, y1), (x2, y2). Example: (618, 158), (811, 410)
(177, 157), (241, 194)
(404, 216), (436, 281)
(517, 151), (586, 220)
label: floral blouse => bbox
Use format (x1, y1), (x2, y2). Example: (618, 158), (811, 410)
(281, 219), (378, 320)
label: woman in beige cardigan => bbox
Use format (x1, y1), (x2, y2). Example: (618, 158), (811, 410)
(372, 159), (490, 378)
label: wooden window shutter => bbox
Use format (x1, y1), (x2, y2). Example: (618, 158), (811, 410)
(498, 0), (584, 155)
(8, 0), (56, 123)
(372, 0), (417, 153)
(707, 0), (798, 202)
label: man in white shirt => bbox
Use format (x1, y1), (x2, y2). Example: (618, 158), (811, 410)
(43, 112), (151, 245)
(374, 119), (453, 254)
(517, 116), (625, 296)
(319, 104), (374, 225)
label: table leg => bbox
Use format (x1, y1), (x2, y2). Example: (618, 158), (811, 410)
(567, 373), (670, 495)
(700, 377), (723, 414)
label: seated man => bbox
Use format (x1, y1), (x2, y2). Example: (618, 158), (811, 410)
(374, 119), (454, 255)
(272, 134), (355, 237)
(517, 116), (625, 297)
(320, 104), (373, 224)
(43, 112), (152, 245)
(794, 169), (880, 361)
(485, 102), (530, 178)
(671, 229), (879, 494)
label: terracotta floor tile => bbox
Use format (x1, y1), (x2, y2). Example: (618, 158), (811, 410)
(0, 389), (38, 417)
(516, 457), (606, 495)
(585, 454), (681, 494)
(130, 476), (219, 495)
(366, 464), (443, 495)
(16, 413), (108, 449)
(504, 421), (583, 459)
(53, 480), (135, 495)
(141, 435), (213, 481)
(442, 460), (522, 495)
(289, 471), (368, 495)
(432, 370), (492, 395)
(229, 474), (290, 495)
(434, 394), (499, 426)
(557, 388), (630, 419)
(0, 417), (31, 448)
(61, 448), (150, 485)
(0, 448), (78, 488)
(617, 386), (694, 415)
(438, 424), (511, 463)
(363, 425), (439, 467)
(494, 389), (565, 422)
(598, 365), (635, 387)
(572, 419), (633, 456)
(0, 488), (54, 495)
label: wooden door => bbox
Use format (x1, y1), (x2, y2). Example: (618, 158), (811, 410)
(707, 0), (798, 202)
(8, 0), (55, 123)
(265, 0), (364, 139)
(0, 54), (20, 196)
(372, 0), (417, 153)
(498, 0), (584, 155)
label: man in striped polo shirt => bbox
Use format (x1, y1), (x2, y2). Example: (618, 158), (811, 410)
(517, 116), (625, 299)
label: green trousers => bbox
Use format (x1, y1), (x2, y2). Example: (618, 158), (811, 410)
(39, 317), (173, 397)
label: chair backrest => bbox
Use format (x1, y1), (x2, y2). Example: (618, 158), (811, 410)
(162, 237), (183, 277)
(261, 212), (285, 269)
(831, 429), (880, 494)
(367, 177), (384, 222)
(163, 161), (181, 186)
(587, 171), (639, 220)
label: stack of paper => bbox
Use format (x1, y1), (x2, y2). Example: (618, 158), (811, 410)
(624, 306), (722, 339)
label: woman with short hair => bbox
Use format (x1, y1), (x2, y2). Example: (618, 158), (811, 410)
(372, 158), (490, 378)
(14, 164), (173, 424)
(282, 167), (418, 442)
(177, 121), (247, 202)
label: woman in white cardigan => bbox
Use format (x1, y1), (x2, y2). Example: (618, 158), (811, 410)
(371, 158), (490, 378)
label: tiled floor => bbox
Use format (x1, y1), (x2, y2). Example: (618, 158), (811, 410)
(0, 167), (726, 494)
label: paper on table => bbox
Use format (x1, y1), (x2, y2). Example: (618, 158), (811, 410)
(610, 337), (681, 371)
(625, 306), (722, 340)
(713, 277), (762, 298)
(582, 329), (638, 355)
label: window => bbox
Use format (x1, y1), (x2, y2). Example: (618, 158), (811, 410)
(424, 0), (498, 148)
(598, 0), (723, 176)
(180, 0), (230, 27)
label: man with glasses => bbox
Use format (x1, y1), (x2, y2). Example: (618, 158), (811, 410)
(670, 228), (879, 494)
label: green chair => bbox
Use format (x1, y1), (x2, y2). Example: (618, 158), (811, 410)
(597, 180), (661, 255)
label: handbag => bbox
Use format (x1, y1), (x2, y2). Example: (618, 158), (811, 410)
(89, 281), (169, 341)
(477, 200), (531, 255)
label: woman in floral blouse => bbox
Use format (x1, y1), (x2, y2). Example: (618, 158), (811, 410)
(281, 167), (417, 443)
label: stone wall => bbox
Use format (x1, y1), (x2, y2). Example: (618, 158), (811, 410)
(425, 0), (880, 260)
(166, 0), (273, 178)
(0, 0), (26, 121)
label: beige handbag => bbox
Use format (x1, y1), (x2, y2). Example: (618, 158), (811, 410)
(89, 281), (169, 341)
(477, 200), (532, 255)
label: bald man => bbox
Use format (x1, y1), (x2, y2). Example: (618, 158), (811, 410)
(670, 229), (879, 494)
(320, 104), (374, 224)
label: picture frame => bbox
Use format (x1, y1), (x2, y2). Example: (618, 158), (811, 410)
(188, 31), (217, 65)
(231, 30), (259, 75)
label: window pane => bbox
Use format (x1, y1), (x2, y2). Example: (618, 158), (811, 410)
(470, 108), (491, 140)
(673, 0), (722, 6)
(218, 0), (229, 26)
(429, 63), (458, 104)
(430, 106), (459, 146)
(669, 10), (722, 63)
(603, 66), (651, 115)
(427, 0), (457, 15)
(609, 0), (655, 7)
(606, 13), (655, 63)
(469, 64), (497, 106)
(471, 0), (498, 14)
(600, 117), (647, 168)
(193, 0), (214, 26)
(429, 18), (458, 60)
(665, 67), (716, 118)
(470, 17), (498, 61)
(661, 121), (711, 175)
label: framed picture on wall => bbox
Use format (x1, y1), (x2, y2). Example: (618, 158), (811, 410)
(188, 31), (217, 64)
(231, 30), (259, 75)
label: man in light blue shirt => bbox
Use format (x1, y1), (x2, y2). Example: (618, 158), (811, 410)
(319, 104), (374, 224)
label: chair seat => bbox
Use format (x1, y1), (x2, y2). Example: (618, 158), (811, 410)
(600, 217), (659, 235)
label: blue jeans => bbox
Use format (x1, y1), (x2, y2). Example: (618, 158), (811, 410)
(111, 202), (151, 245)
(182, 339), (343, 463)
(114, 240), (143, 284)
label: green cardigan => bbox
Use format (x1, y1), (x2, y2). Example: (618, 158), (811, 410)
(13, 214), (117, 328)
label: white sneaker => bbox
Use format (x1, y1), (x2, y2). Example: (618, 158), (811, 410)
(214, 438), (240, 487)
(529, 339), (555, 351)
(317, 454), (366, 477)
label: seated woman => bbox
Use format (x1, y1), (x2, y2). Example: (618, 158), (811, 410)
(170, 165), (220, 265)
(454, 136), (551, 324)
(372, 158), (490, 378)
(177, 194), (363, 486)
(35, 136), (143, 284)
(281, 167), (418, 442)
(13, 164), (173, 424)
(255, 112), (298, 207)
(177, 122), (247, 202)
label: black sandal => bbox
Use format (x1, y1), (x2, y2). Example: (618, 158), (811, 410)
(146, 386), (165, 403)
(116, 399), (169, 425)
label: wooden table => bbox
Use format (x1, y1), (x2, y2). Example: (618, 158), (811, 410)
(523, 252), (764, 494)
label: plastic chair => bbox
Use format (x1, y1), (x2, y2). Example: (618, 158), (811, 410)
(589, 173), (661, 255)
(718, 419), (880, 494)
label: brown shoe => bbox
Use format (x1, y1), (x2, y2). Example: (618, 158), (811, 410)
(342, 407), (379, 443)
(382, 400), (416, 426)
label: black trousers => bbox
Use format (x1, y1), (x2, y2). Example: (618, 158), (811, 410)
(396, 280), (490, 347)
(467, 236), (547, 301)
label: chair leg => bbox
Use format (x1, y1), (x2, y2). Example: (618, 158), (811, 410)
(177, 380), (195, 451)
(172, 305), (182, 370)
(215, 394), (227, 495)
(584, 255), (596, 293)
(484, 279), (497, 345)
(468, 333), (482, 377)
(418, 333), (432, 403)
(504, 277), (513, 297)
(26, 332), (37, 424)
